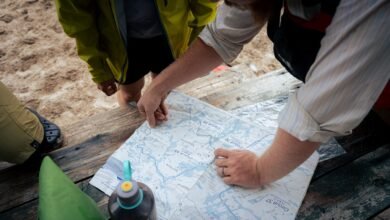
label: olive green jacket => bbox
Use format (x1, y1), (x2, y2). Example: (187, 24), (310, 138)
(54, 0), (217, 83)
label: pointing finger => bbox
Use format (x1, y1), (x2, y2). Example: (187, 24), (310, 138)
(215, 158), (229, 167)
(146, 110), (156, 128)
(160, 102), (168, 117)
(214, 148), (231, 158)
(155, 111), (166, 121)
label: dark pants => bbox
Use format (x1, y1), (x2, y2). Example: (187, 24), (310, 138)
(123, 35), (174, 84)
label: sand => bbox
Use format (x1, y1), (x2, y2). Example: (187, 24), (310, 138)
(0, 0), (281, 127)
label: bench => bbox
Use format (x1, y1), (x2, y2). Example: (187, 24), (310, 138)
(0, 67), (389, 219)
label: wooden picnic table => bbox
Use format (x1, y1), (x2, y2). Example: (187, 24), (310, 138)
(0, 67), (389, 219)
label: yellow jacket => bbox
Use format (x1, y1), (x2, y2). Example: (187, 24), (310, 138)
(54, 0), (217, 83)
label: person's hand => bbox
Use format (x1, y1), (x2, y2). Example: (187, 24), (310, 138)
(97, 79), (117, 96)
(214, 148), (262, 188)
(155, 102), (168, 123)
(137, 86), (168, 127)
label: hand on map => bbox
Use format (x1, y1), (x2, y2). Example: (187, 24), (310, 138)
(138, 86), (168, 127)
(214, 148), (262, 188)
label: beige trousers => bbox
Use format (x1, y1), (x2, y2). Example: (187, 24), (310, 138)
(0, 81), (43, 164)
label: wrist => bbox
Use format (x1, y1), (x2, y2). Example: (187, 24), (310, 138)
(150, 72), (174, 96)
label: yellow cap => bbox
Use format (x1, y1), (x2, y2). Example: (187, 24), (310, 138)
(120, 181), (133, 192)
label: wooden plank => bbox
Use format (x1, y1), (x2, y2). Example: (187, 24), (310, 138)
(3, 68), (388, 220)
(63, 107), (144, 147)
(0, 200), (37, 220)
(0, 71), (297, 216)
(197, 69), (300, 111)
(297, 144), (390, 220)
(177, 64), (258, 96)
(0, 180), (110, 220)
(0, 108), (144, 213)
(372, 206), (390, 220)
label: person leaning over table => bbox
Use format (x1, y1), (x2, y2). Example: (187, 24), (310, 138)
(137, 0), (390, 188)
(54, 0), (217, 113)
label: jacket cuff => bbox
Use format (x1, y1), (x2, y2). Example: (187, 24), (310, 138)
(198, 4), (262, 64)
(199, 27), (240, 64)
(189, 26), (204, 45)
(90, 70), (115, 84)
(278, 93), (340, 143)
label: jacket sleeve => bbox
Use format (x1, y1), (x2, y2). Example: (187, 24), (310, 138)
(188, 0), (217, 44)
(54, 0), (113, 84)
(199, 4), (263, 64)
(278, 0), (390, 143)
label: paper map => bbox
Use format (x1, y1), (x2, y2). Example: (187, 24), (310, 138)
(230, 96), (345, 162)
(90, 91), (319, 219)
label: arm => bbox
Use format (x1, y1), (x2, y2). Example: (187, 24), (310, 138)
(278, 0), (390, 143)
(152, 39), (222, 92)
(257, 129), (319, 185)
(138, 39), (223, 126)
(187, 0), (217, 43)
(215, 128), (320, 188)
(138, 4), (264, 126)
(215, 0), (390, 188)
(161, 3), (263, 88)
(54, 0), (113, 84)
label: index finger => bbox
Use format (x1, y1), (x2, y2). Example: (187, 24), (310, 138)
(146, 110), (157, 128)
(155, 110), (167, 121)
(214, 148), (231, 158)
(159, 102), (168, 117)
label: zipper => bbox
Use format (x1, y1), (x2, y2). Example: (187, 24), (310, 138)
(108, 0), (128, 83)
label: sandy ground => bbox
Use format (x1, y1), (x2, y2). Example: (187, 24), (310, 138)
(0, 0), (281, 127)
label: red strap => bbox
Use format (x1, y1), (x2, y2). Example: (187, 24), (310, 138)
(285, 4), (333, 32)
(374, 82), (390, 110)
